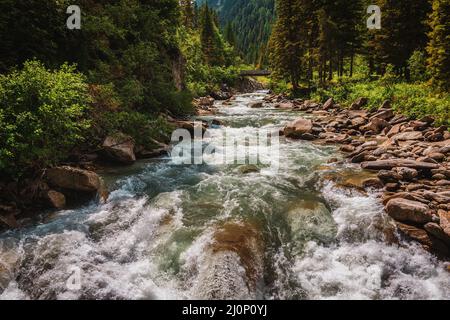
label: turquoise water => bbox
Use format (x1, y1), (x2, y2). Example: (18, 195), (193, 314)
(0, 92), (449, 300)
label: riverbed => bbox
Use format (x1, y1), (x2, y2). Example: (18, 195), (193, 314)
(1, 91), (449, 300)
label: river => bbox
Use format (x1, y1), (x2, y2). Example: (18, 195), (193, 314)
(0, 91), (449, 300)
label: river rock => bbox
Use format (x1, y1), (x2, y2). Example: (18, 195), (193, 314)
(371, 109), (394, 121)
(424, 222), (450, 245)
(284, 118), (313, 139)
(250, 102), (263, 108)
(438, 210), (450, 238)
(350, 97), (368, 110)
(351, 117), (366, 128)
(361, 159), (439, 171)
(378, 170), (401, 183)
(392, 167), (418, 181)
(361, 117), (389, 134)
(392, 131), (423, 141)
(46, 166), (103, 193)
(102, 134), (136, 164)
(46, 190), (66, 209)
(396, 222), (449, 255)
(323, 98), (334, 110)
(199, 96), (214, 106)
(385, 198), (432, 224)
(238, 165), (260, 174)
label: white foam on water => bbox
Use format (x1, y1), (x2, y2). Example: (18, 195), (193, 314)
(291, 182), (450, 300)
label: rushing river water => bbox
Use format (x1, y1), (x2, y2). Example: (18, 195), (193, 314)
(1, 91), (449, 300)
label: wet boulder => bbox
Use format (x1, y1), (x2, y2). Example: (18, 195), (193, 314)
(392, 167), (418, 181)
(102, 133), (136, 164)
(45, 190), (66, 209)
(322, 98), (334, 110)
(46, 166), (103, 194)
(249, 102), (263, 108)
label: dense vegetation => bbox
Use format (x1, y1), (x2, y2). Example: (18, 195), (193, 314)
(198, 0), (276, 66)
(268, 0), (449, 125)
(0, 0), (241, 179)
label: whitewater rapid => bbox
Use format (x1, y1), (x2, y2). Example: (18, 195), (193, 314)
(0, 91), (449, 300)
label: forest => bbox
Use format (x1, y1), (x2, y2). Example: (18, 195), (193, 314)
(1, 0), (450, 302)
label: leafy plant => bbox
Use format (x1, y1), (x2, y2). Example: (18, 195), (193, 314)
(0, 60), (90, 177)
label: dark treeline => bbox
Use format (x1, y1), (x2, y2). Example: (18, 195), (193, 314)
(268, 0), (450, 92)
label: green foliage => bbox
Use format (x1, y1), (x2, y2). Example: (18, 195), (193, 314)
(98, 112), (174, 148)
(367, 0), (431, 78)
(427, 0), (450, 91)
(268, 0), (305, 89)
(177, 20), (242, 97)
(408, 50), (429, 82)
(311, 78), (450, 126)
(0, 61), (90, 177)
(197, 0), (275, 66)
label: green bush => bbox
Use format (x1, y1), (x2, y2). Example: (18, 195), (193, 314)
(97, 111), (174, 149)
(311, 78), (450, 126)
(0, 60), (90, 177)
(408, 50), (429, 82)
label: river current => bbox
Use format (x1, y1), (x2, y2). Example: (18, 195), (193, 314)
(1, 91), (449, 300)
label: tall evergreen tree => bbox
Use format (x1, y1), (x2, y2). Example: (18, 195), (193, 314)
(427, 0), (450, 91)
(224, 22), (236, 47)
(200, 4), (225, 66)
(369, 0), (431, 78)
(268, 0), (305, 90)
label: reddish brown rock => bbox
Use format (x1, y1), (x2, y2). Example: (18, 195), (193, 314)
(385, 198), (432, 224)
(284, 118), (313, 139)
(46, 190), (66, 209)
(362, 159), (439, 171)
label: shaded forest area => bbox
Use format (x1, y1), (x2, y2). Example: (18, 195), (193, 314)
(268, 0), (449, 125)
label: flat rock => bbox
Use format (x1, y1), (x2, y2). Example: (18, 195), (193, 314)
(385, 198), (432, 224)
(361, 159), (439, 171)
(392, 131), (423, 141)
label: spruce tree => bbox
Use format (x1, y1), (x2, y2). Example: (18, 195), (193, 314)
(200, 5), (225, 66)
(370, 0), (431, 78)
(427, 0), (450, 91)
(268, 0), (305, 90)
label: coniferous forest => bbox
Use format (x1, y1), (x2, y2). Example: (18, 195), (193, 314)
(0, 0), (450, 302)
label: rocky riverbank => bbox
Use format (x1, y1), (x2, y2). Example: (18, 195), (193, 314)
(0, 78), (261, 230)
(259, 94), (449, 258)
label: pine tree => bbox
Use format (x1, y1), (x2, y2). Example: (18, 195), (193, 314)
(224, 22), (236, 47)
(268, 0), (305, 90)
(370, 0), (431, 78)
(427, 0), (450, 91)
(200, 4), (225, 66)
